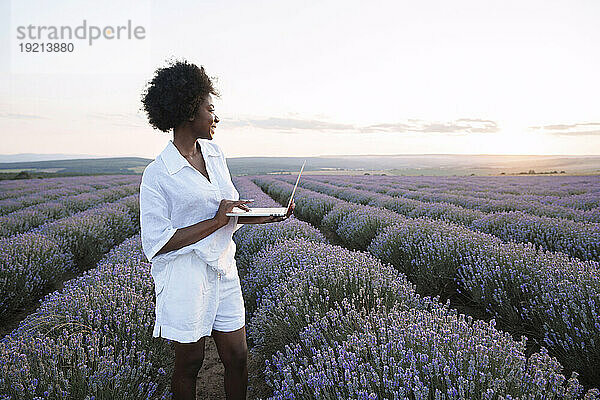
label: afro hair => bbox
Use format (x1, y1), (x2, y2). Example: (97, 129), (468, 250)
(140, 58), (220, 133)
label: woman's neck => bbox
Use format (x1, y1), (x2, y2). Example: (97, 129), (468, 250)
(173, 133), (199, 157)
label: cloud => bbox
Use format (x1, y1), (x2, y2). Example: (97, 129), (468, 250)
(0, 112), (50, 120)
(221, 116), (499, 134)
(221, 117), (354, 131)
(409, 119), (499, 134)
(529, 122), (600, 136)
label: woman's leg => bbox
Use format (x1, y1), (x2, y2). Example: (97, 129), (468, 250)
(212, 325), (248, 400)
(171, 336), (207, 400)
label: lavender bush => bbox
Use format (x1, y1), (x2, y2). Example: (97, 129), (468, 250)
(0, 185), (140, 238)
(232, 177), (326, 272)
(234, 219), (326, 273)
(0, 233), (73, 318)
(243, 238), (425, 397)
(471, 211), (600, 262)
(263, 300), (596, 400)
(0, 202), (69, 238)
(254, 176), (600, 387)
(368, 219), (600, 383)
(0, 198), (139, 319)
(33, 202), (137, 268)
(0, 235), (173, 400)
(0, 176), (139, 216)
(321, 203), (401, 250)
(317, 175), (600, 221)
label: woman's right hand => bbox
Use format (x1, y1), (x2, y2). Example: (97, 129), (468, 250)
(213, 199), (253, 228)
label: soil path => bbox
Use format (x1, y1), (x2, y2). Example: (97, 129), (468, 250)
(197, 336), (227, 399)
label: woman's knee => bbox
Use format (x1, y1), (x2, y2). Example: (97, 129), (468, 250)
(221, 343), (247, 370)
(173, 338), (206, 374)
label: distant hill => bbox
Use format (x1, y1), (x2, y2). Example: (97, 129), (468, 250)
(0, 153), (109, 163)
(227, 154), (600, 176)
(0, 157), (151, 178)
(0, 154), (599, 180)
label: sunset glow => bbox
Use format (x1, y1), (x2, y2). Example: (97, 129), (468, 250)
(1, 0), (599, 158)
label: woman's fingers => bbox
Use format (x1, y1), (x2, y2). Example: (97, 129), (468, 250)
(225, 199), (253, 212)
(236, 199), (253, 211)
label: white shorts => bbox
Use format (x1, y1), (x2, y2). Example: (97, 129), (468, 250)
(152, 251), (245, 343)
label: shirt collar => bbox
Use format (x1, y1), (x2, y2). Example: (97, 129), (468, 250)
(160, 139), (220, 175)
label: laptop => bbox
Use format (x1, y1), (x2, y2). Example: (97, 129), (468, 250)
(226, 160), (306, 217)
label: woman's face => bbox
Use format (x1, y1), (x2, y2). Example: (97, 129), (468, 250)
(193, 93), (219, 140)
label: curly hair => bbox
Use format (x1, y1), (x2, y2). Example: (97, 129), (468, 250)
(140, 58), (220, 132)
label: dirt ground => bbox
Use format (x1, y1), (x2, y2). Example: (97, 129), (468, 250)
(197, 335), (228, 399)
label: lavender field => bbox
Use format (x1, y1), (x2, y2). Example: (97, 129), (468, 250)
(1, 174), (599, 399)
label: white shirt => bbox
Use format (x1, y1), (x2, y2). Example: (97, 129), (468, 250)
(139, 139), (242, 288)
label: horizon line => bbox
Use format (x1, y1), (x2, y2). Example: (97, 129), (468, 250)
(2, 153), (600, 159)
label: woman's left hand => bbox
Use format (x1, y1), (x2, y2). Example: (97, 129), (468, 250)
(266, 201), (295, 223)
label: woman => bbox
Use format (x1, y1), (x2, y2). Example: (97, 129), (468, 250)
(139, 59), (294, 400)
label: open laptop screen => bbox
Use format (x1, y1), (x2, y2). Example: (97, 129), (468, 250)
(286, 160), (306, 209)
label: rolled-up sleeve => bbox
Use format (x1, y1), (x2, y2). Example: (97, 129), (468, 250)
(140, 183), (177, 262)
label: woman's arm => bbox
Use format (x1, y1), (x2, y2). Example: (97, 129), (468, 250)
(155, 199), (252, 256)
(236, 216), (275, 224)
(155, 216), (221, 256)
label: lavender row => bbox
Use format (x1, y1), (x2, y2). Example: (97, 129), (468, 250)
(0, 174), (139, 199)
(0, 185), (101, 215)
(0, 177), (321, 400)
(231, 177), (327, 276)
(312, 175), (600, 221)
(0, 177), (140, 215)
(253, 176), (600, 387)
(265, 299), (590, 399)
(242, 235), (424, 397)
(0, 178), (269, 399)
(407, 184), (599, 210)
(279, 176), (600, 263)
(0, 175), (140, 215)
(316, 174), (599, 197)
(243, 236), (596, 399)
(0, 194), (140, 319)
(2, 176), (590, 399)
(0, 235), (173, 400)
(317, 174), (600, 206)
(369, 222), (600, 386)
(235, 177), (597, 398)
(0, 182), (140, 238)
(233, 177), (351, 397)
(0, 174), (139, 203)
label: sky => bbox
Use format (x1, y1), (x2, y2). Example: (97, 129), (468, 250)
(1, 0), (600, 159)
